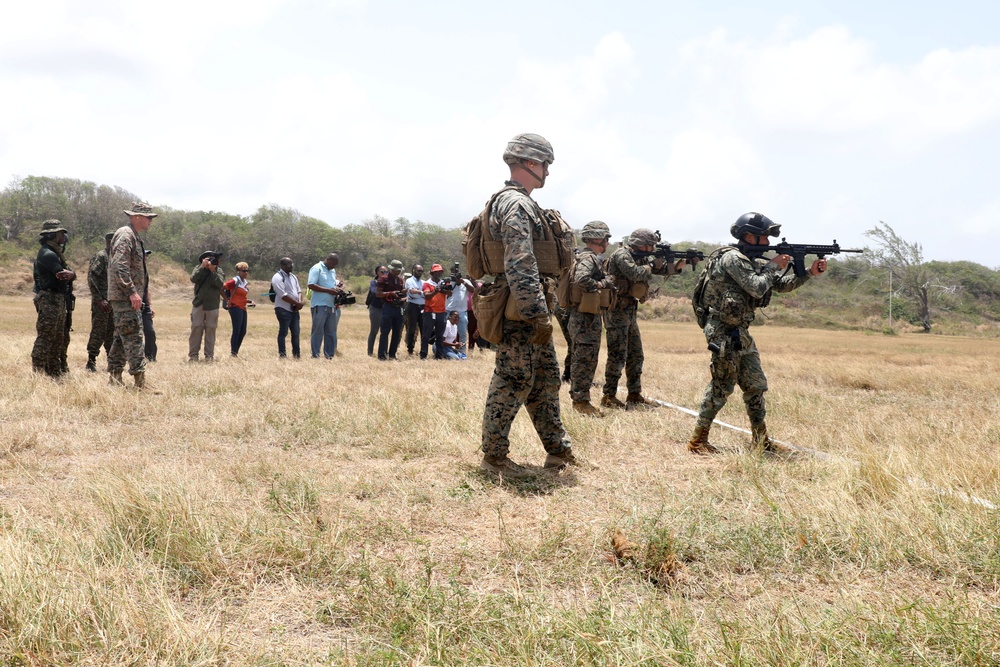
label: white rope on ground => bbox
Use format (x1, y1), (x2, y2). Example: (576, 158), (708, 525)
(651, 398), (997, 510)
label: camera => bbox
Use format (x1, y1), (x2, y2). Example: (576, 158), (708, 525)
(208, 256), (219, 266)
(335, 291), (356, 306)
(438, 262), (462, 293)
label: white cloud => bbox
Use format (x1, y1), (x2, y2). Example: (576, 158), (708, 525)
(680, 25), (1000, 149)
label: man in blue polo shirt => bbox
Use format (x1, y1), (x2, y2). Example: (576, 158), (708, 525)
(307, 253), (345, 359)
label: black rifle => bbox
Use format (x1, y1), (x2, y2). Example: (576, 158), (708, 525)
(630, 244), (705, 270)
(742, 238), (864, 277)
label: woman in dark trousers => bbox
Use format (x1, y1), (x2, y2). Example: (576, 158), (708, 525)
(223, 262), (256, 356)
(366, 265), (387, 356)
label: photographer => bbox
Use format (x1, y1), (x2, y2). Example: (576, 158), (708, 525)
(444, 263), (475, 354)
(189, 250), (225, 362)
(420, 263), (450, 360)
(376, 259), (407, 360)
(366, 265), (387, 356)
(307, 253), (344, 360)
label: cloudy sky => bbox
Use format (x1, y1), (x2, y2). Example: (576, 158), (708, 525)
(2, 0), (999, 266)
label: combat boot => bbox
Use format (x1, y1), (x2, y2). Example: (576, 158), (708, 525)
(544, 447), (578, 469)
(573, 401), (605, 418)
(133, 372), (145, 389)
(600, 394), (627, 410)
(480, 455), (532, 479)
(751, 421), (780, 453)
(85, 355), (97, 372)
(626, 393), (659, 411)
(687, 422), (720, 455)
(109, 370), (124, 386)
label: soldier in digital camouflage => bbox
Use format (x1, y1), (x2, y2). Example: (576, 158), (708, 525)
(601, 228), (686, 411)
(480, 133), (576, 479)
(31, 220), (76, 378)
(107, 201), (155, 389)
(86, 232), (115, 372)
(688, 212), (827, 454)
(569, 221), (615, 417)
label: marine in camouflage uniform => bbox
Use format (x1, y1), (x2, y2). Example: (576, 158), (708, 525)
(31, 220), (76, 378)
(108, 202), (155, 388)
(569, 221), (614, 416)
(601, 228), (678, 410)
(480, 133), (575, 479)
(86, 233), (115, 371)
(688, 212), (827, 454)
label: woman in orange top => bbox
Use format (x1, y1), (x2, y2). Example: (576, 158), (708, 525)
(223, 262), (256, 356)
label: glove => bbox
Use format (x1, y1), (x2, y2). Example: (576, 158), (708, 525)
(529, 316), (553, 345)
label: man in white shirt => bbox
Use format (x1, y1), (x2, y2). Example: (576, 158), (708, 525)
(441, 310), (465, 360)
(445, 269), (475, 354)
(404, 264), (426, 356)
(271, 257), (304, 358)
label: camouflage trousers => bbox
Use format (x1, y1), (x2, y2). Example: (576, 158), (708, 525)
(603, 300), (643, 397)
(568, 309), (602, 402)
(31, 291), (69, 377)
(87, 303), (114, 360)
(481, 319), (572, 459)
(696, 321), (767, 426)
(554, 305), (573, 381)
(108, 301), (146, 376)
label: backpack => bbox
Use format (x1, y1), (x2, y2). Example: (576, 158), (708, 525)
(462, 186), (518, 280)
(462, 186), (575, 282)
(266, 280), (277, 303)
(692, 248), (727, 328)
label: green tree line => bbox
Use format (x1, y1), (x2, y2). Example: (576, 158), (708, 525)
(2, 175), (998, 333)
(0, 176), (464, 277)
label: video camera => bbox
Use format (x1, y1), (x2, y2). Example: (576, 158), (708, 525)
(335, 291), (356, 306)
(438, 262), (462, 293)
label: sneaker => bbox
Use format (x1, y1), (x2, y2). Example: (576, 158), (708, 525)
(600, 395), (627, 410)
(480, 455), (533, 479)
(544, 448), (578, 469)
(572, 401), (605, 418)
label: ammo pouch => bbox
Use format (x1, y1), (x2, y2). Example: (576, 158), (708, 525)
(473, 281), (508, 345)
(629, 282), (649, 301)
(578, 288), (614, 315)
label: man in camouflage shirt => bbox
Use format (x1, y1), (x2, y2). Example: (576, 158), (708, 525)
(569, 221), (615, 417)
(86, 232), (115, 372)
(688, 213), (827, 454)
(31, 220), (76, 378)
(108, 201), (155, 389)
(480, 133), (576, 479)
(601, 228), (685, 411)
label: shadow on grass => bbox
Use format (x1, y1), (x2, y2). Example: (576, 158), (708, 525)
(472, 465), (579, 497)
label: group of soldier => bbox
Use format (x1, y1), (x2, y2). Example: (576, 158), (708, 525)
(32, 202), (156, 389)
(31, 133), (828, 479)
(478, 133), (827, 479)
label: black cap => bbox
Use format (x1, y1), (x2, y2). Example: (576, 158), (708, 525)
(198, 250), (223, 262)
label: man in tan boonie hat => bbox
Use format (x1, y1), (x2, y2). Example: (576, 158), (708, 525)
(107, 202), (155, 388)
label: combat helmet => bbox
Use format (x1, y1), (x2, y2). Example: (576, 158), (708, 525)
(580, 220), (611, 241)
(503, 133), (554, 165)
(731, 212), (780, 240)
(628, 228), (659, 247)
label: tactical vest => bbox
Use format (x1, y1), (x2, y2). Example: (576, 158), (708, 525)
(693, 246), (772, 327)
(463, 185), (574, 280)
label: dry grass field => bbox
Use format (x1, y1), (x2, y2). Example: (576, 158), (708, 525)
(1, 296), (999, 666)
